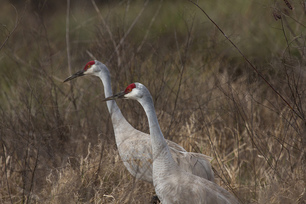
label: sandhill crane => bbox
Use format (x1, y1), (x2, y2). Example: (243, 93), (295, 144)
(104, 82), (240, 204)
(64, 60), (214, 184)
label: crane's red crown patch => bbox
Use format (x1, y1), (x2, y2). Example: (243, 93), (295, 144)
(84, 61), (95, 71)
(125, 83), (136, 93)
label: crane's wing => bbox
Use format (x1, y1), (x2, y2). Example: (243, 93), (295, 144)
(117, 135), (154, 183)
(155, 170), (239, 204)
(117, 130), (215, 183)
(166, 139), (187, 152)
(169, 149), (215, 182)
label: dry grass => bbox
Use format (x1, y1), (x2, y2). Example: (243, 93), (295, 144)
(0, 0), (305, 203)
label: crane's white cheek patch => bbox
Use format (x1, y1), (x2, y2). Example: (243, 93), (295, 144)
(84, 68), (94, 75)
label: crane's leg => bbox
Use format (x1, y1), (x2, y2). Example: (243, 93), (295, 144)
(151, 195), (160, 204)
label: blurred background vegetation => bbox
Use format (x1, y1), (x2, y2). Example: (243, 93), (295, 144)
(0, 0), (305, 203)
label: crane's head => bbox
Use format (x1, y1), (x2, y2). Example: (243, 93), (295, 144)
(63, 60), (102, 82)
(103, 82), (148, 102)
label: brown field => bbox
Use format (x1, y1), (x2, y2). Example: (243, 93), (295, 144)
(0, 0), (305, 203)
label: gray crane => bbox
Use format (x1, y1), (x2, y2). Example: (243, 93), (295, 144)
(104, 82), (240, 204)
(64, 60), (214, 183)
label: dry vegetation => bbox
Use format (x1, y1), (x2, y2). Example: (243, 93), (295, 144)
(0, 0), (305, 203)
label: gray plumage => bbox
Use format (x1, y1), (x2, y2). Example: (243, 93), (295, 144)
(64, 60), (214, 184)
(108, 82), (239, 204)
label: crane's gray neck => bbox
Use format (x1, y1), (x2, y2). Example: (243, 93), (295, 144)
(138, 94), (177, 172)
(96, 66), (134, 145)
(98, 70), (119, 114)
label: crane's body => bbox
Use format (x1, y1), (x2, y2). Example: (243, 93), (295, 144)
(104, 82), (240, 204)
(64, 60), (214, 183)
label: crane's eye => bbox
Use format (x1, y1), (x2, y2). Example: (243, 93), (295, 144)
(84, 61), (95, 71)
(84, 64), (91, 71)
(125, 87), (132, 94)
(125, 83), (136, 93)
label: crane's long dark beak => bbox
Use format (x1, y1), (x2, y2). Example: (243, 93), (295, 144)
(103, 91), (126, 102)
(63, 70), (85, 82)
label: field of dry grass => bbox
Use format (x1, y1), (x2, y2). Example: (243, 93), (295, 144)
(0, 0), (305, 203)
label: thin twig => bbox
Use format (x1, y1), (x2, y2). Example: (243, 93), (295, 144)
(66, 0), (72, 76)
(110, 0), (150, 66)
(0, 4), (25, 51)
(166, 15), (194, 138)
(136, 0), (163, 53)
(27, 147), (40, 204)
(1, 143), (13, 204)
(91, 0), (121, 66)
(188, 0), (305, 122)
(65, 0), (77, 110)
(115, 0), (150, 57)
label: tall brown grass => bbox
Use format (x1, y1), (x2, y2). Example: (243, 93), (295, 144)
(0, 0), (305, 203)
